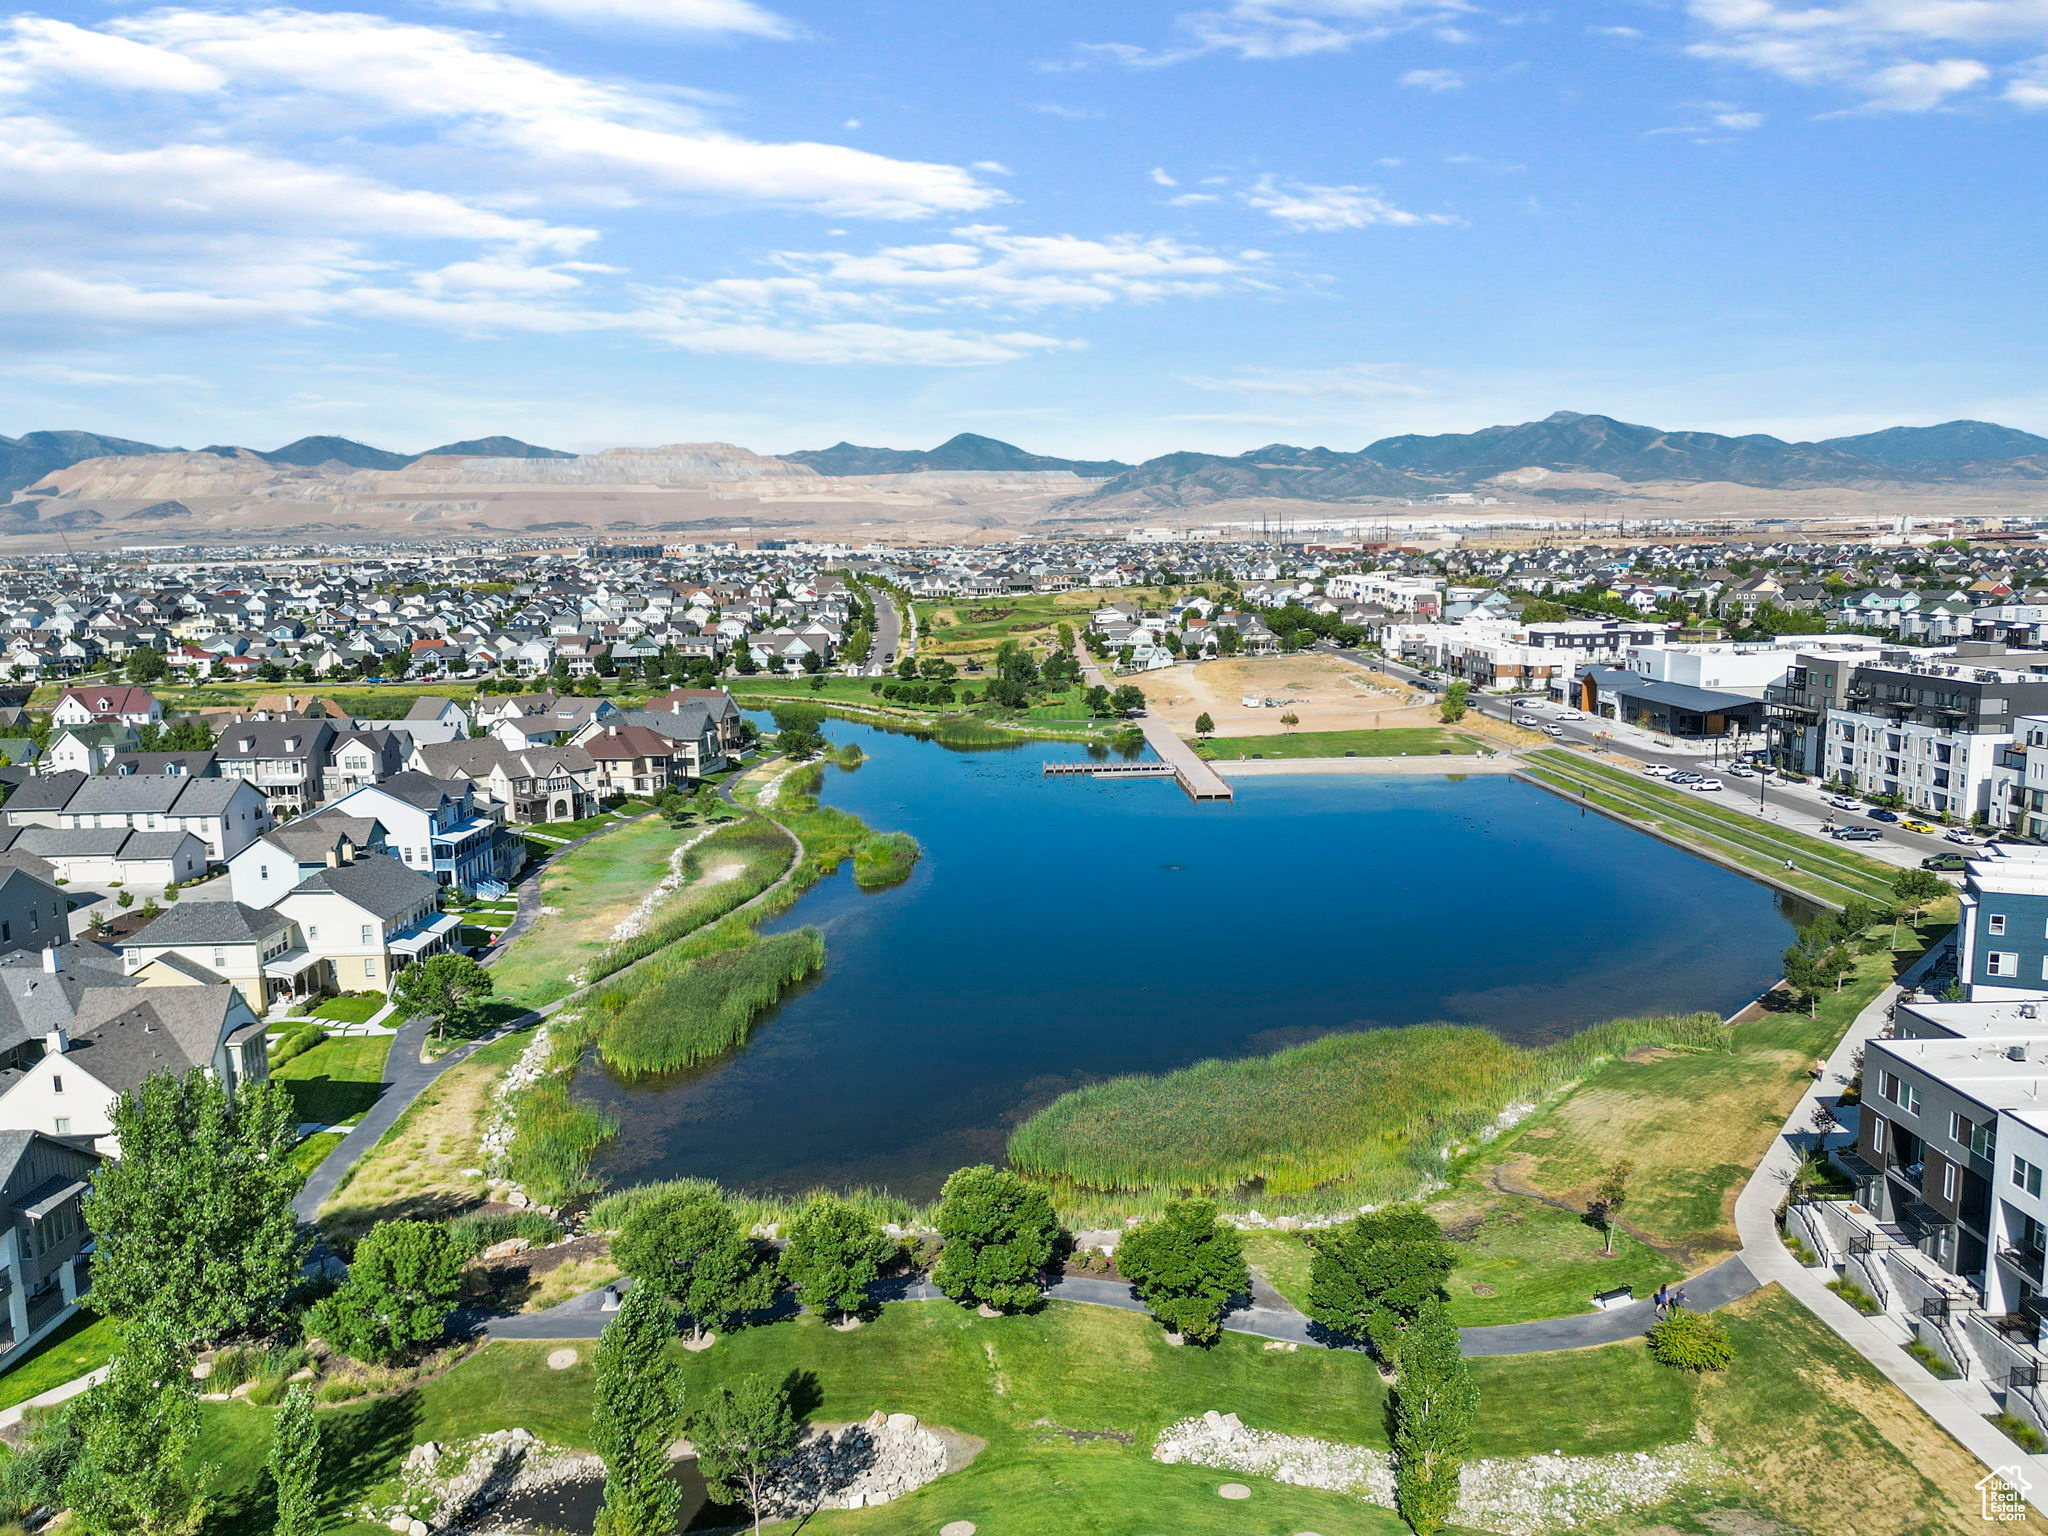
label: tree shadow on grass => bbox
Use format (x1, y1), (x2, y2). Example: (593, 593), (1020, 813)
(205, 1392), (421, 1536)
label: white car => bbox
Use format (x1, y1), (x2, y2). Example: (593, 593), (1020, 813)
(1826, 796), (1861, 812)
(1689, 778), (1725, 792)
(1944, 828), (1982, 846)
(1641, 763), (1673, 776)
(1726, 764), (1755, 778)
(1544, 724), (1566, 737)
(1558, 710), (1586, 721)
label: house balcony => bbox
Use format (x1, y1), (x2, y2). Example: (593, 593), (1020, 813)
(388, 911), (461, 959)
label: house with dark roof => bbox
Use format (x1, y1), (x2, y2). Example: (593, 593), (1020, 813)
(314, 773), (515, 892)
(7, 773), (272, 863)
(50, 686), (161, 729)
(212, 719), (337, 816)
(0, 1129), (99, 1365)
(578, 723), (685, 799)
(408, 737), (598, 824)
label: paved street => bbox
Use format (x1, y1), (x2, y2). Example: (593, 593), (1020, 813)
(1324, 647), (1969, 874)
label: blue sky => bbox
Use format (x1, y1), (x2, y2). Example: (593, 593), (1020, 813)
(1, 0), (2045, 459)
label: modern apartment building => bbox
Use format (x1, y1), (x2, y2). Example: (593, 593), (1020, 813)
(1768, 642), (2048, 820)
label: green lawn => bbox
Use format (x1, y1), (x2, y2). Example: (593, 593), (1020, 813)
(728, 676), (916, 708)
(1243, 1195), (1683, 1328)
(305, 992), (385, 1025)
(290, 1129), (347, 1178)
(1199, 727), (1483, 760)
(151, 681), (483, 719)
(190, 1285), (2003, 1536)
(0, 1308), (118, 1411)
(269, 1034), (391, 1126)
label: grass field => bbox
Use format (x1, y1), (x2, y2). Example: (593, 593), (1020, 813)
(1479, 934), (1931, 1264)
(149, 680), (483, 718)
(487, 815), (689, 1006)
(917, 587), (1153, 662)
(269, 1033), (391, 1127)
(1523, 748), (1916, 910)
(187, 1284), (2009, 1536)
(1198, 727), (1483, 760)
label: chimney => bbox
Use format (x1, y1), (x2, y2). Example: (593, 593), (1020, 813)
(41, 945), (60, 975)
(44, 1028), (65, 1056)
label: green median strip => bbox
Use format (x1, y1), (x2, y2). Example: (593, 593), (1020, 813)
(1523, 750), (1901, 907)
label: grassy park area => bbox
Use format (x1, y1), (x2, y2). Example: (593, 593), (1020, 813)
(1198, 727), (1484, 760)
(269, 1034), (391, 1128)
(182, 1284), (2000, 1536)
(915, 588), (1149, 663)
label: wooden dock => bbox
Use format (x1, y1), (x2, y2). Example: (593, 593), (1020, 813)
(1064, 635), (1233, 803)
(1043, 761), (1175, 778)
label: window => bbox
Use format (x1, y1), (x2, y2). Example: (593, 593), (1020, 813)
(50, 1076), (61, 1095)
(2016, 1156), (2044, 1198)
(364, 958), (376, 978)
(308, 926), (318, 941)
(52, 1117), (68, 1136)
(1952, 1110), (1975, 1145)
(1991, 952), (2021, 977)
(360, 924), (374, 945)
(1942, 1161), (1959, 1202)
(212, 947), (226, 968)
(1991, 913), (2009, 935)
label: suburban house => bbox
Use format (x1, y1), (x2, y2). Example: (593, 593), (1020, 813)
(313, 773), (514, 892)
(571, 706), (724, 783)
(44, 724), (138, 776)
(211, 719), (338, 817)
(0, 940), (267, 1154)
(408, 738), (600, 825)
(320, 728), (409, 802)
(0, 1130), (98, 1366)
(646, 689), (746, 755)
(123, 849), (453, 1007)
(225, 816), (389, 909)
(0, 866), (70, 957)
(5, 773), (271, 863)
(50, 686), (162, 729)
(578, 723), (683, 800)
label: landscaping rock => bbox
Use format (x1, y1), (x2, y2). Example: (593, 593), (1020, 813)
(1154, 1415), (1720, 1535)
(545, 1349), (578, 1371)
(975, 1304), (1003, 1319)
(1219, 1483), (1252, 1500)
(940, 1523), (977, 1536)
(479, 1238), (531, 1260)
(752, 1413), (952, 1519)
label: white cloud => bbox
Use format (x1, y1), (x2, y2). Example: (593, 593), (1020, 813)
(1181, 363), (1430, 399)
(103, 9), (999, 218)
(1077, 0), (1473, 66)
(1239, 174), (1457, 230)
(0, 17), (223, 95)
(1150, 166), (1179, 185)
(446, 0), (793, 36)
(1713, 108), (1766, 127)
(1682, 0), (2045, 111)
(1400, 66), (1464, 88)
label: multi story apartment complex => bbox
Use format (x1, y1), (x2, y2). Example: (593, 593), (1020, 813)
(1769, 642), (2048, 821)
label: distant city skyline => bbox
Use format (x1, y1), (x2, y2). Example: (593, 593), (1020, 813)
(1, 0), (2044, 458)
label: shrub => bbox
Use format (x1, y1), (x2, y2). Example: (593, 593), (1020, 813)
(448, 1210), (564, 1257)
(1992, 1412), (2048, 1453)
(851, 831), (920, 890)
(1645, 1309), (1733, 1372)
(1827, 1277), (1881, 1315)
(268, 1025), (330, 1070)
(1904, 1339), (1958, 1379)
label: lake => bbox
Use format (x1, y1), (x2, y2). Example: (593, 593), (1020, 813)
(579, 719), (1807, 1201)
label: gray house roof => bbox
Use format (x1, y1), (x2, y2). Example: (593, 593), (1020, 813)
(124, 900), (293, 950)
(291, 853), (439, 919)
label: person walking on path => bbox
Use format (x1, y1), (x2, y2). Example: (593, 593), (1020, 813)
(1652, 1285), (1670, 1318)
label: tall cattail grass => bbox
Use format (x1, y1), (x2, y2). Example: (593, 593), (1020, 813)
(587, 1177), (923, 1235)
(1006, 1013), (1729, 1206)
(595, 926), (826, 1078)
(852, 831), (920, 890)
(502, 1078), (617, 1208)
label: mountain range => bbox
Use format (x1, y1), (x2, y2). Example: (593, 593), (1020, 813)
(11, 413), (2048, 507)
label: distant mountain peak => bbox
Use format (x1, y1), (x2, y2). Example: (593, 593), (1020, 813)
(782, 434), (1130, 478)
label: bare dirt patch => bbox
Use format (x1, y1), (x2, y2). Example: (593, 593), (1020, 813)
(1128, 656), (1439, 737)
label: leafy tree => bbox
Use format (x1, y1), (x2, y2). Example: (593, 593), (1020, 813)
(1110, 684), (1147, 715)
(83, 1071), (306, 1342)
(612, 1188), (773, 1343)
(65, 1321), (209, 1536)
(1891, 867), (1948, 928)
(1116, 1198), (1248, 1344)
(931, 1164), (1059, 1312)
(1646, 1308), (1734, 1372)
(391, 953), (494, 1038)
(1084, 685), (1112, 717)
(127, 645), (168, 684)
(1391, 1297), (1474, 1536)
(267, 1383), (322, 1536)
(688, 1374), (803, 1536)
(1590, 1160), (1633, 1254)
(1438, 680), (1469, 724)
(780, 1196), (892, 1321)
(1278, 710), (1300, 732)
(774, 727), (826, 759)
(308, 1219), (464, 1364)
(1305, 1203), (1458, 1355)
(0, 1403), (81, 1526)
(1193, 711), (1215, 737)
(592, 1286), (686, 1536)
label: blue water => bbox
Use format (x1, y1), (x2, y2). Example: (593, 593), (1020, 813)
(579, 720), (1805, 1200)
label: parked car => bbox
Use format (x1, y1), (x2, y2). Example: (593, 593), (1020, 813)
(1944, 829), (1981, 846)
(1690, 779), (1725, 793)
(1727, 764), (1755, 778)
(1543, 724), (1566, 737)
(1921, 852), (1967, 870)
(1835, 827), (1884, 842)
(1900, 820), (1937, 834)
(1668, 771), (1703, 785)
(1641, 762), (1674, 776)
(1868, 808), (1901, 823)
(1515, 715), (1541, 727)
(1558, 710), (1586, 721)
(1826, 796), (1862, 812)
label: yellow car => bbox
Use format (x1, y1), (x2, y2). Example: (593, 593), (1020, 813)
(1900, 820), (1937, 834)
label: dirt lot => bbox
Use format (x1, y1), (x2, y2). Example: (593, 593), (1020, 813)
(1126, 655), (1442, 737)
